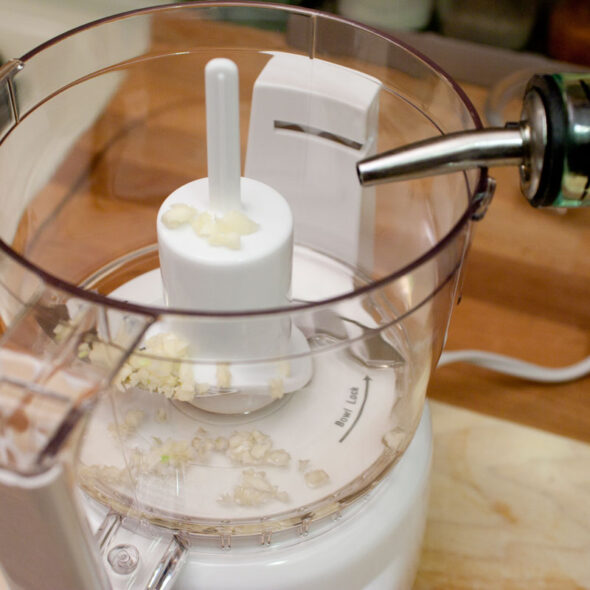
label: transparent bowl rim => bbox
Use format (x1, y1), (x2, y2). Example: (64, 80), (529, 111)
(3, 1), (487, 321)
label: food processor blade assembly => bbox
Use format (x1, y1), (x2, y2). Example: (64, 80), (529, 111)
(2, 3), (582, 590)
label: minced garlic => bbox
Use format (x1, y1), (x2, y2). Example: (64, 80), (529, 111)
(162, 203), (197, 228)
(108, 409), (145, 438)
(222, 469), (289, 507)
(216, 363), (232, 389)
(297, 459), (330, 489)
(216, 209), (259, 236)
(214, 436), (229, 452)
(163, 203), (259, 250)
(226, 430), (290, 467)
(278, 360), (291, 378)
(190, 211), (215, 236)
(129, 437), (194, 476)
(81, 437), (195, 484)
(268, 378), (284, 400)
(114, 332), (197, 402)
(304, 469), (330, 488)
(266, 449), (291, 467)
(207, 230), (241, 250)
(192, 434), (215, 460)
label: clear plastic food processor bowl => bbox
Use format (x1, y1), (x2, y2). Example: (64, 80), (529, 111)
(0, 1), (485, 550)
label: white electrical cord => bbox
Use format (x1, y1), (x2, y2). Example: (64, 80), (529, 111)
(438, 350), (590, 383)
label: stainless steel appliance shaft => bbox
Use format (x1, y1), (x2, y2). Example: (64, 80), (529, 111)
(357, 127), (525, 184)
(357, 73), (590, 209)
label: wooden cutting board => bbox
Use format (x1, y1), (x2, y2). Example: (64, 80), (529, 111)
(415, 400), (590, 589)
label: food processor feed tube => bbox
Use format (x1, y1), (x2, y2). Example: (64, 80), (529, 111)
(157, 58), (311, 413)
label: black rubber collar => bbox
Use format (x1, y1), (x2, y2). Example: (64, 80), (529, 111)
(525, 74), (566, 207)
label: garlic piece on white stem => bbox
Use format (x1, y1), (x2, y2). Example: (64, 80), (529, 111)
(216, 209), (259, 235)
(208, 230), (241, 250)
(190, 211), (216, 236)
(165, 204), (259, 250)
(161, 203), (197, 228)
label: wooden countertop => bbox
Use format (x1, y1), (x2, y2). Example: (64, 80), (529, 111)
(427, 85), (590, 443)
(416, 83), (590, 588)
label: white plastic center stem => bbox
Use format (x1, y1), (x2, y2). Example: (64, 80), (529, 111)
(205, 58), (241, 214)
(156, 58), (311, 413)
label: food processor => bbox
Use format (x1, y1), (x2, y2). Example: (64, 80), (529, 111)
(0, 3), (586, 590)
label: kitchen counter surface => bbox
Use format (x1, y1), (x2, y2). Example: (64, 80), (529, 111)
(428, 84), (590, 443)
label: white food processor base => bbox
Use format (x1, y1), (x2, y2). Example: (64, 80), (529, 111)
(85, 404), (432, 590)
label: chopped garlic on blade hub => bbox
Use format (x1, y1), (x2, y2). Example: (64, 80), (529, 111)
(163, 203), (259, 250)
(161, 203), (197, 228)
